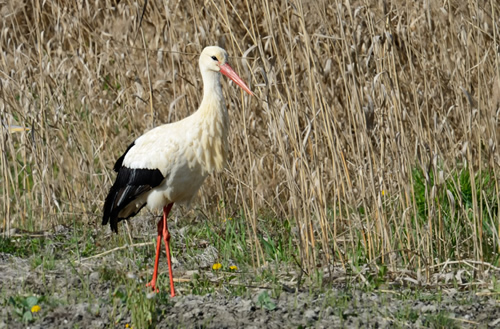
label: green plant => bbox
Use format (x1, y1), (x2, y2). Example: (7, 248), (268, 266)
(190, 272), (216, 296)
(394, 306), (420, 324)
(1, 2), (499, 322)
(8, 295), (42, 323)
(424, 312), (459, 329)
(256, 291), (276, 311)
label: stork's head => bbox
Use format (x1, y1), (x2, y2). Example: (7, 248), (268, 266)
(200, 46), (253, 96)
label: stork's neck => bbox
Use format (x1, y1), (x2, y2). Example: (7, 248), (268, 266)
(195, 69), (229, 174)
(200, 70), (225, 112)
(197, 68), (228, 133)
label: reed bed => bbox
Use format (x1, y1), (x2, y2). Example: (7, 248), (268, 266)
(1, 0), (499, 279)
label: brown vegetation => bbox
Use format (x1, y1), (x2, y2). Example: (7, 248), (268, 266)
(1, 0), (499, 277)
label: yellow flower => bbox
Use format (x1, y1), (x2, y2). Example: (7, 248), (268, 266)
(229, 265), (238, 271)
(212, 263), (222, 270)
(125, 324), (130, 328)
(31, 305), (41, 313)
(381, 190), (385, 196)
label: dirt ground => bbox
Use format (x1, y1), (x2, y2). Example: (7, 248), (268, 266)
(1, 248), (499, 329)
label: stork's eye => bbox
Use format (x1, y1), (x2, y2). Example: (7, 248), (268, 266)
(211, 56), (218, 61)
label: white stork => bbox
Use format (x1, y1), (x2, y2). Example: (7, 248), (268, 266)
(102, 46), (253, 297)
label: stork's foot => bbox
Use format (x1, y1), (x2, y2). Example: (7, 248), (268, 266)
(146, 280), (159, 293)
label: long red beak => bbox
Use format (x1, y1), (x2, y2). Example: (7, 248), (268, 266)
(220, 63), (253, 96)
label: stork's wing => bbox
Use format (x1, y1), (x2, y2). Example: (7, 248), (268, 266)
(102, 141), (165, 232)
(102, 121), (190, 232)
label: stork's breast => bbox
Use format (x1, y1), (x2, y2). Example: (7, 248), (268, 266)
(157, 158), (208, 205)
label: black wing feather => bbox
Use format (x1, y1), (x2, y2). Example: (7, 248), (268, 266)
(102, 143), (165, 232)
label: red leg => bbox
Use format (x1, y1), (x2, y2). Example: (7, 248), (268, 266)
(146, 219), (163, 292)
(162, 203), (175, 297)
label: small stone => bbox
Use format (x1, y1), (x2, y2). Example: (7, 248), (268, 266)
(90, 303), (100, 315)
(89, 272), (100, 282)
(70, 277), (82, 287)
(421, 304), (437, 313)
(240, 299), (255, 312)
(304, 309), (318, 322)
(489, 318), (500, 327)
(324, 306), (334, 316)
(191, 307), (203, 316)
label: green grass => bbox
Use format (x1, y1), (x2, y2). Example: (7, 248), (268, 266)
(1, 0), (499, 301)
(1, 216), (497, 328)
(0, 236), (48, 258)
(394, 306), (420, 323)
(123, 284), (157, 329)
(2, 1), (496, 326)
(424, 312), (460, 329)
(411, 166), (499, 261)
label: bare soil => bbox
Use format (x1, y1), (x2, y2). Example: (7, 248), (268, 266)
(1, 245), (499, 329)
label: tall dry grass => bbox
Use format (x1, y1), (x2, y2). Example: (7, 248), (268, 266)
(1, 0), (499, 277)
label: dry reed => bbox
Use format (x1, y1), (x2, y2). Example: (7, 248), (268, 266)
(1, 0), (499, 278)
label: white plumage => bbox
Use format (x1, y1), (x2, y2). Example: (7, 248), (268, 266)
(119, 88), (228, 211)
(102, 46), (253, 297)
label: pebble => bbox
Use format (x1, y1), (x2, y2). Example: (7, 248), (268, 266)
(2, 261), (500, 329)
(489, 318), (500, 327)
(239, 299), (255, 312)
(70, 277), (82, 287)
(304, 309), (318, 322)
(421, 304), (437, 313)
(89, 271), (100, 282)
